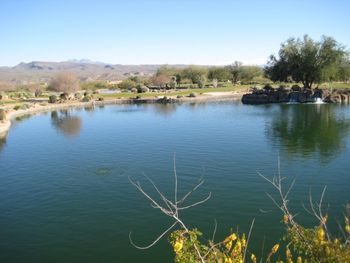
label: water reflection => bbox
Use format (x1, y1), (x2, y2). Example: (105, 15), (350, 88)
(152, 103), (177, 117)
(51, 110), (82, 137)
(0, 136), (6, 152)
(268, 104), (350, 162)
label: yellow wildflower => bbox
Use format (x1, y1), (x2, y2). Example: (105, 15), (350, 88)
(346, 224), (350, 234)
(317, 227), (325, 241)
(224, 256), (233, 263)
(286, 247), (292, 263)
(297, 256), (302, 263)
(224, 233), (237, 243)
(271, 244), (279, 254)
(241, 234), (246, 248)
(231, 240), (242, 257)
(251, 253), (257, 263)
(225, 240), (233, 250)
(173, 238), (183, 253)
(283, 214), (289, 224)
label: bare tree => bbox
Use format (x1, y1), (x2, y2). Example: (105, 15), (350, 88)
(129, 157), (211, 262)
(49, 72), (80, 93)
(150, 74), (171, 88)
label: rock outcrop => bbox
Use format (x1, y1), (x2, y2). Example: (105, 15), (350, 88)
(242, 85), (350, 104)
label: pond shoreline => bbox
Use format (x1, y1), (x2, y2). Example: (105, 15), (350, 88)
(0, 92), (243, 138)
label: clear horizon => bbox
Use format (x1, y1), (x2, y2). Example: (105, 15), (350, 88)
(1, 0), (349, 67)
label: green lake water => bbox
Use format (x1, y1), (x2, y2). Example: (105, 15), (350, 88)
(0, 101), (349, 262)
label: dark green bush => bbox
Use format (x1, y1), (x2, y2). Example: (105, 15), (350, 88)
(82, 95), (92, 102)
(60, 92), (69, 101)
(137, 86), (149, 93)
(49, 95), (57, 103)
(189, 92), (197, 98)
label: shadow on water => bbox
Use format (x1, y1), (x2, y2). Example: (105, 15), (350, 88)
(267, 104), (350, 162)
(0, 136), (6, 153)
(51, 110), (82, 137)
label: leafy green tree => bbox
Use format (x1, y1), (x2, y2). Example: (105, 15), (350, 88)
(265, 35), (348, 89)
(240, 66), (263, 83)
(118, 79), (137, 90)
(207, 67), (231, 82)
(227, 61), (243, 84)
(181, 66), (208, 85)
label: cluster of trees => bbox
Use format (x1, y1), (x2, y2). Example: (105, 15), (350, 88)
(265, 35), (350, 89)
(153, 64), (264, 88)
(116, 63), (265, 91)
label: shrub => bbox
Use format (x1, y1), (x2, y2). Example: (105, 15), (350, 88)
(60, 92), (69, 101)
(98, 97), (104, 101)
(49, 72), (80, 93)
(0, 109), (6, 121)
(263, 84), (274, 91)
(82, 95), (92, 102)
(177, 95), (183, 99)
(137, 86), (149, 93)
(84, 91), (92, 97)
(13, 105), (20, 110)
(49, 95), (57, 103)
(189, 92), (197, 98)
(74, 93), (83, 100)
(135, 95), (141, 99)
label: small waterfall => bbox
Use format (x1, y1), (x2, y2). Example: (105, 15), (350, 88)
(314, 97), (324, 104)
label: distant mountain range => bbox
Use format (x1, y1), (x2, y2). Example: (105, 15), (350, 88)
(0, 60), (188, 85)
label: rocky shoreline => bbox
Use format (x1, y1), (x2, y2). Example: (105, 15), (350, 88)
(242, 85), (350, 104)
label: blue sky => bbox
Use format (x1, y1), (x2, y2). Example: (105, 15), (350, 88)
(1, 0), (349, 66)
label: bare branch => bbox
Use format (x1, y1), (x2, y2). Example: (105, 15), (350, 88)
(129, 221), (178, 249)
(243, 218), (255, 263)
(178, 179), (204, 205)
(178, 192), (212, 210)
(211, 219), (217, 242)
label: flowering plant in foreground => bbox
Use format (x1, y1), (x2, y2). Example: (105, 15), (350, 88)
(130, 160), (350, 262)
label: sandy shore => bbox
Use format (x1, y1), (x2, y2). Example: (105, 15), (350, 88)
(0, 92), (244, 138)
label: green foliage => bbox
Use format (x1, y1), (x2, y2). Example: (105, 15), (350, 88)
(189, 92), (197, 97)
(170, 229), (256, 263)
(13, 104), (30, 110)
(227, 61), (243, 84)
(81, 81), (118, 91)
(82, 95), (92, 102)
(167, 212), (350, 263)
(265, 35), (349, 89)
(118, 79), (137, 90)
(226, 62), (263, 84)
(49, 95), (57, 103)
(208, 67), (231, 82)
(181, 66), (208, 85)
